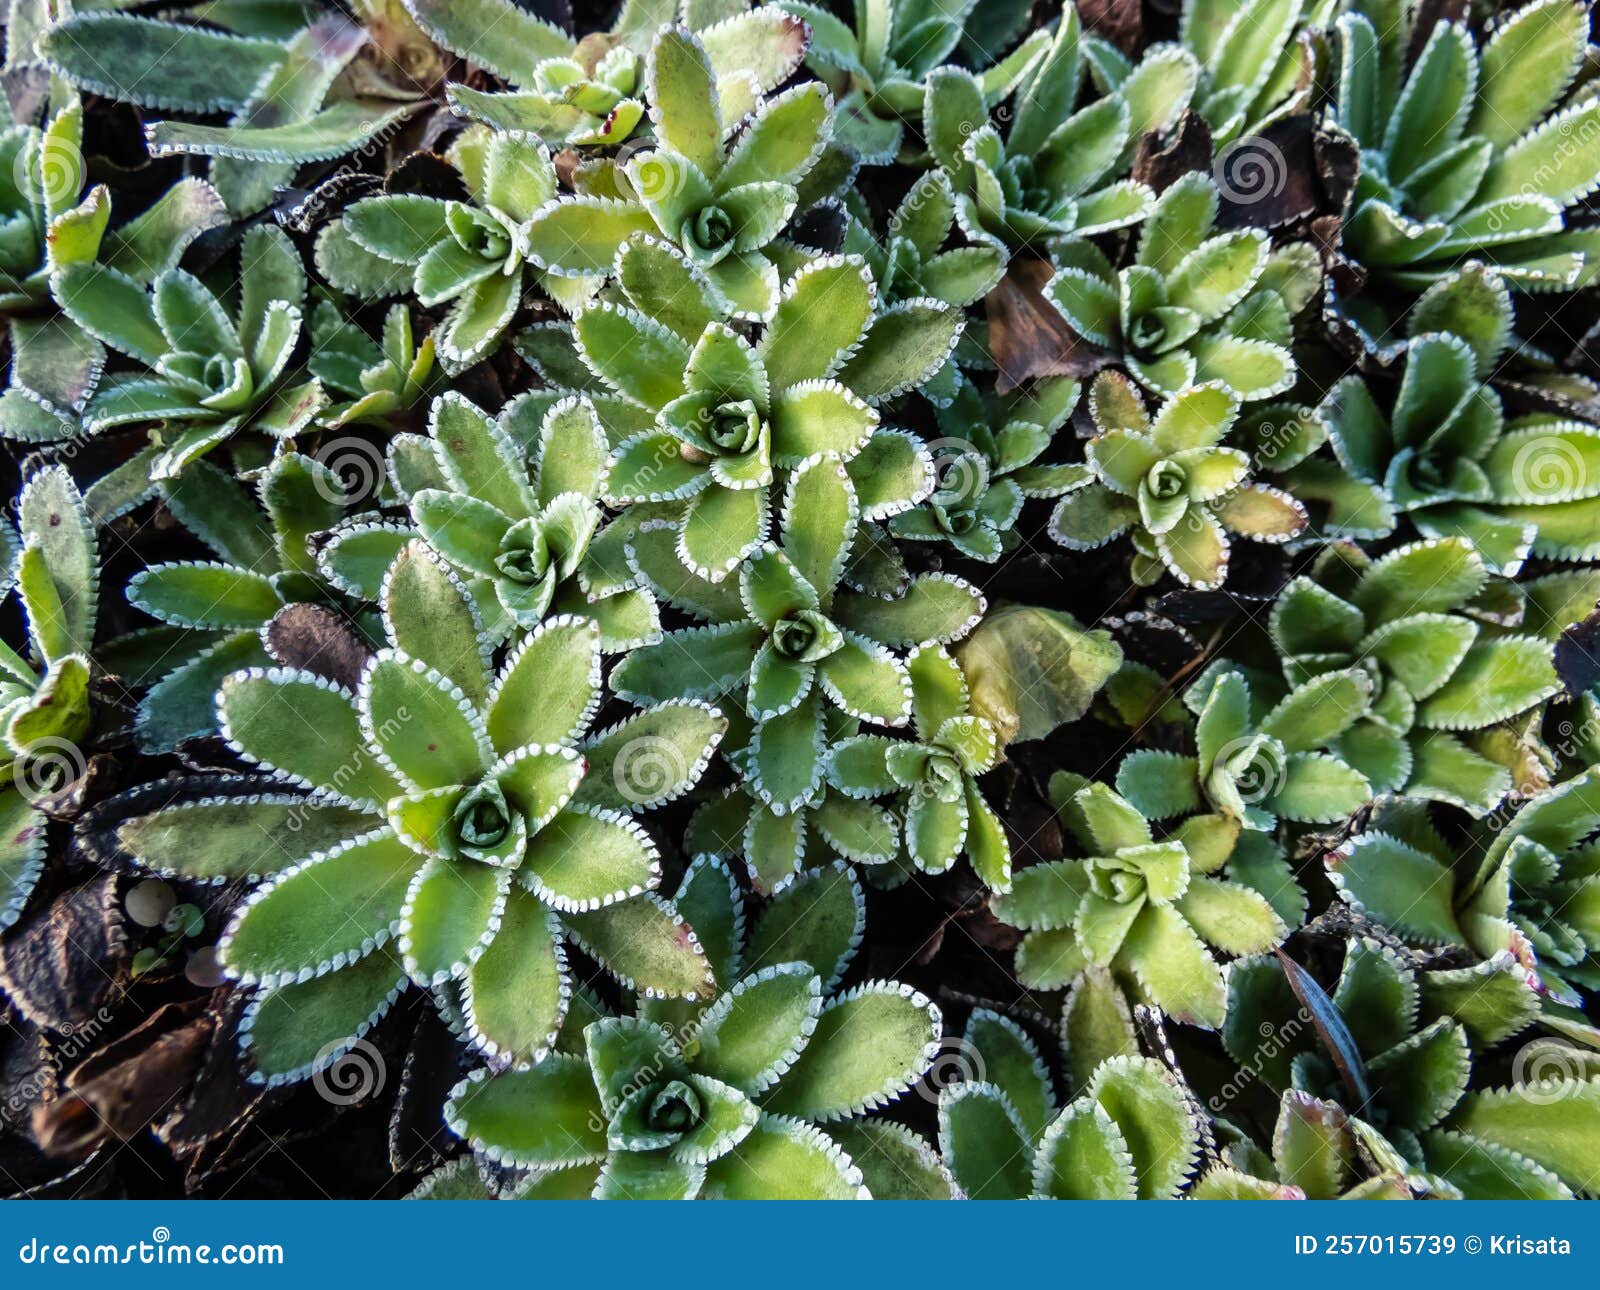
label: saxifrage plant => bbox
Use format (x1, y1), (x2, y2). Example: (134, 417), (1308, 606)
(107, 540), (725, 1081)
(446, 857), (940, 1198)
(8, 0), (1600, 1207)
(992, 778), (1288, 1026)
(1044, 173), (1317, 401)
(1331, 0), (1600, 297)
(0, 467), (97, 930)
(1051, 377), (1307, 589)
(57, 224), (325, 483)
(1223, 938), (1600, 1197)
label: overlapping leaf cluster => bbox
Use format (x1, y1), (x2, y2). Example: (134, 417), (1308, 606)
(4, 0), (1600, 1201)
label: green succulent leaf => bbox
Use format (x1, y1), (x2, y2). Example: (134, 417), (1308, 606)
(763, 981), (938, 1121)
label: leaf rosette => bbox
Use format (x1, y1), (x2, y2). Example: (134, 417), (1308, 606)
(445, 855), (942, 1198)
(108, 542), (724, 1082)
